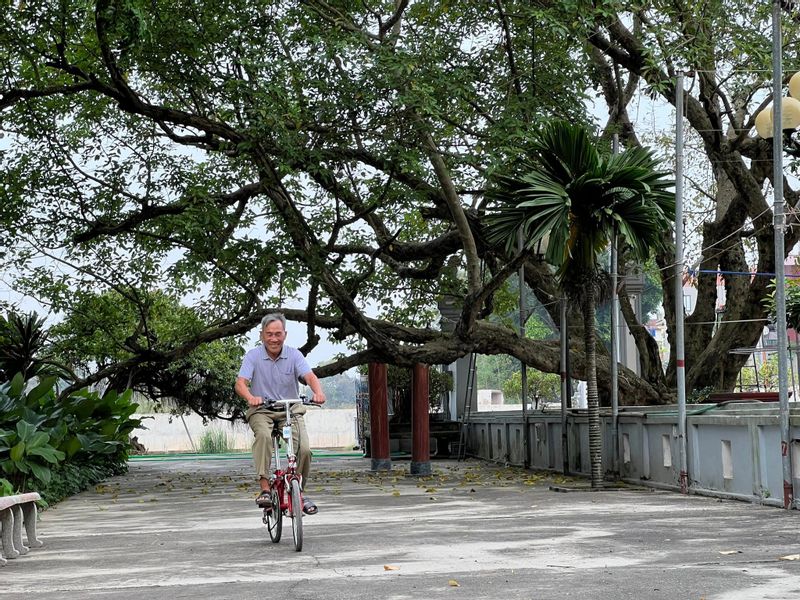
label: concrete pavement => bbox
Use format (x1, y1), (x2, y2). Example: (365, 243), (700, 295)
(3, 454), (800, 599)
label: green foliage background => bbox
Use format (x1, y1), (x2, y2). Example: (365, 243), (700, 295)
(0, 372), (140, 504)
(0, 312), (141, 504)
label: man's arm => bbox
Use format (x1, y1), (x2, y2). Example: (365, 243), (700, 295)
(303, 371), (326, 405)
(235, 376), (262, 407)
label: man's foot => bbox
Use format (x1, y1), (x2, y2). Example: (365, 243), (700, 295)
(256, 489), (272, 509)
(302, 497), (318, 515)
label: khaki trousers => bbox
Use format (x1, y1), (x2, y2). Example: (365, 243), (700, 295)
(248, 411), (311, 487)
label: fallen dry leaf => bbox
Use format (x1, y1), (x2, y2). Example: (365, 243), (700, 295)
(779, 554), (800, 561)
(448, 579), (460, 587)
(718, 550), (741, 555)
(384, 565), (400, 571)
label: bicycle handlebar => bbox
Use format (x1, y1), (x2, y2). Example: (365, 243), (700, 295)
(261, 395), (317, 410)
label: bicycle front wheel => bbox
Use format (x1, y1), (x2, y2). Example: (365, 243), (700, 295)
(267, 488), (282, 543)
(290, 478), (303, 552)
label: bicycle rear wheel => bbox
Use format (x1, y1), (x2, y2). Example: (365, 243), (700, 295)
(290, 479), (303, 552)
(266, 488), (282, 543)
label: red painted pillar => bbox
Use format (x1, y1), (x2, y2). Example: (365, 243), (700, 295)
(410, 363), (431, 475)
(368, 363), (391, 471)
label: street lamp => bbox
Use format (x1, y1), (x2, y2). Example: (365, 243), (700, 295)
(753, 33), (796, 507)
(755, 72), (800, 140)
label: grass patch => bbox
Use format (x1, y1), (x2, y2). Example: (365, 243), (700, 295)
(198, 428), (232, 454)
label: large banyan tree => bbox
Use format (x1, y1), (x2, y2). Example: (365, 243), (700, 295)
(1, 0), (799, 409)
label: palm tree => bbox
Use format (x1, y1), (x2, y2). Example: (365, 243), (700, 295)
(486, 121), (675, 488)
(0, 312), (49, 382)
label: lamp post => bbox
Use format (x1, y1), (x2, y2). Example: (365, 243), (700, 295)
(675, 74), (688, 494)
(753, 8), (796, 507)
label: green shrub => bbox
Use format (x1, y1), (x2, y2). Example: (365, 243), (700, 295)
(0, 419), (65, 487)
(198, 428), (231, 454)
(688, 385), (715, 404)
(0, 372), (141, 496)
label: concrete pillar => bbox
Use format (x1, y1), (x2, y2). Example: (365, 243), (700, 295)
(619, 270), (645, 376)
(410, 363), (432, 475)
(368, 363), (391, 471)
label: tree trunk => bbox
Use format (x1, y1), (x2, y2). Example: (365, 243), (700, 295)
(583, 286), (603, 488)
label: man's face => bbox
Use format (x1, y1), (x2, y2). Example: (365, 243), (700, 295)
(261, 320), (287, 355)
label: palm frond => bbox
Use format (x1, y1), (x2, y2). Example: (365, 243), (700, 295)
(486, 119), (675, 288)
(533, 121), (600, 185)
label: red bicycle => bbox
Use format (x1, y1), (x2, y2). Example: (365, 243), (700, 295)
(261, 396), (313, 552)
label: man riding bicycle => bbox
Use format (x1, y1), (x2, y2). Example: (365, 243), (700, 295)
(235, 313), (326, 515)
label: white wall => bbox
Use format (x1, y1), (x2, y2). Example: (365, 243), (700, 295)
(132, 408), (357, 453)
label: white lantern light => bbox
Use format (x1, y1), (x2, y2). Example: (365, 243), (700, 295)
(755, 107), (774, 138)
(778, 96), (800, 130)
(790, 72), (800, 100)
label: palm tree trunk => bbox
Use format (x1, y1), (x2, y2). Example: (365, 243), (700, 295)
(583, 286), (603, 488)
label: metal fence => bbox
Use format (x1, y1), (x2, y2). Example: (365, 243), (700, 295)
(464, 402), (800, 508)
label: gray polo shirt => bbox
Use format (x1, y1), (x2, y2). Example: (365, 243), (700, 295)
(238, 343), (313, 402)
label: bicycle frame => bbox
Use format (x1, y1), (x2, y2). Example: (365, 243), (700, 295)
(269, 412), (303, 512)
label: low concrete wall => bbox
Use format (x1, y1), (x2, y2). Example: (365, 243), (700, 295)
(132, 408), (357, 453)
(465, 403), (800, 508)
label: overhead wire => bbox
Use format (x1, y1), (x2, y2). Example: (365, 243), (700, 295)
(653, 203), (777, 276)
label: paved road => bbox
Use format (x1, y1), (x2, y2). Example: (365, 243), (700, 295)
(3, 455), (800, 599)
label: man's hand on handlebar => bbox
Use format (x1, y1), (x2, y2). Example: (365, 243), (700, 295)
(247, 395), (263, 407)
(310, 391), (326, 406)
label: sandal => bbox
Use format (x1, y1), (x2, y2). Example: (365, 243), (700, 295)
(302, 497), (318, 515)
(256, 490), (272, 509)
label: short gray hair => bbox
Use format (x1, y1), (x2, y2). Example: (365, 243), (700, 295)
(260, 313), (287, 330)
